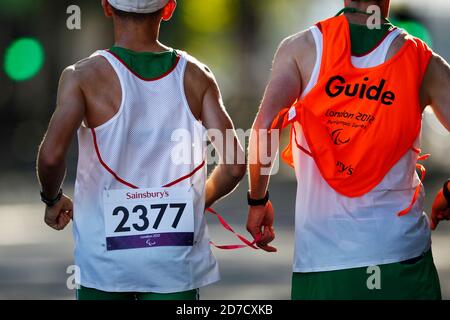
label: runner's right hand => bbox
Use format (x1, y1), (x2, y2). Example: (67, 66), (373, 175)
(247, 201), (277, 252)
(44, 194), (73, 231)
(430, 190), (450, 230)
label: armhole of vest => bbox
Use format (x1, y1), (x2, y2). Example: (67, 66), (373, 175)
(85, 50), (127, 131)
(178, 53), (207, 133)
(417, 41), (433, 82)
(301, 26), (323, 99)
(416, 43), (433, 120)
(414, 50), (430, 148)
(381, 28), (402, 61)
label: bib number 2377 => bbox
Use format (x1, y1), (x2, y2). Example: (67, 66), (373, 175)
(103, 188), (194, 251)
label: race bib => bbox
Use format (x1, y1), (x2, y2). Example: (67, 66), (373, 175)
(103, 187), (194, 251)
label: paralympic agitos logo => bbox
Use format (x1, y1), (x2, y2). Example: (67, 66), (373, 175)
(331, 129), (350, 145)
(325, 75), (396, 106)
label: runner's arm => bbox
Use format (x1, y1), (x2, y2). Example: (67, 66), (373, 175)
(37, 66), (85, 199)
(248, 38), (302, 199)
(246, 38), (302, 252)
(202, 70), (246, 208)
(423, 53), (450, 131)
(421, 54), (450, 230)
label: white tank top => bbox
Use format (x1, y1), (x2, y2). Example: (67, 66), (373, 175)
(73, 50), (220, 292)
(293, 27), (431, 272)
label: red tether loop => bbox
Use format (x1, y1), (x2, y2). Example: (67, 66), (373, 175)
(397, 153), (429, 217)
(206, 208), (260, 250)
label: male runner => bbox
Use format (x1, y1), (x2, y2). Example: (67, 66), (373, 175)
(247, 0), (450, 299)
(37, 0), (246, 300)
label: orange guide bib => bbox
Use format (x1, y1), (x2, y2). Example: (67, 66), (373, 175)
(275, 16), (432, 214)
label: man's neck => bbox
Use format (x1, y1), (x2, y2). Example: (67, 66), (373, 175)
(344, 12), (389, 26)
(345, 0), (388, 18)
(345, 12), (373, 25)
(113, 21), (168, 53)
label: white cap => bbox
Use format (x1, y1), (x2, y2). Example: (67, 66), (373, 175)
(108, 0), (170, 14)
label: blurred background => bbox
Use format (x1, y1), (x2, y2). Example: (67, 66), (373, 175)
(0, 0), (449, 299)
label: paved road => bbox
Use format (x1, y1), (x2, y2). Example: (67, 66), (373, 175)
(0, 173), (449, 300)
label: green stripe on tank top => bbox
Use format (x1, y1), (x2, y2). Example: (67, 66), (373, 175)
(109, 46), (179, 79)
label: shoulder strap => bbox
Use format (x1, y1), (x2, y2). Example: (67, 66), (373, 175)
(379, 28), (402, 60)
(318, 16), (350, 78)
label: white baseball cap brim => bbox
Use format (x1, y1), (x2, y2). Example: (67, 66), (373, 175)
(108, 0), (170, 14)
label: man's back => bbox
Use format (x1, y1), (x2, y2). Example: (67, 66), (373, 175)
(275, 16), (431, 272)
(72, 48), (221, 292)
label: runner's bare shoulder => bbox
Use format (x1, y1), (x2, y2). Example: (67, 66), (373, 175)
(66, 54), (117, 90)
(279, 28), (316, 55)
(277, 29), (317, 90)
(183, 53), (216, 89)
(182, 53), (217, 120)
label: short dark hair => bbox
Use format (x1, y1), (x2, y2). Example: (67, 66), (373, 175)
(112, 7), (163, 22)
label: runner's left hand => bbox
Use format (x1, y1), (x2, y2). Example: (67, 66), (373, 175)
(430, 190), (450, 230)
